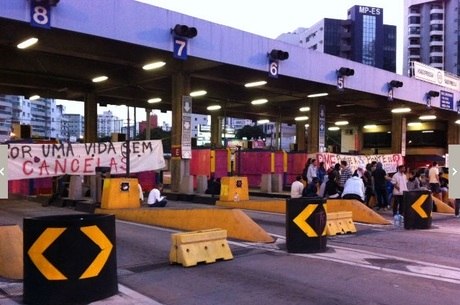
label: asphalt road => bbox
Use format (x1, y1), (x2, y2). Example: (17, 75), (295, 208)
(1, 199), (460, 305)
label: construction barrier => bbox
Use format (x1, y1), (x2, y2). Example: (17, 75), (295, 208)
(432, 196), (455, 214)
(326, 212), (357, 236)
(169, 228), (233, 267)
(0, 224), (23, 280)
(219, 176), (249, 201)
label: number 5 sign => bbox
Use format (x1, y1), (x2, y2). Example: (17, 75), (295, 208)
(30, 0), (51, 29)
(173, 37), (188, 60)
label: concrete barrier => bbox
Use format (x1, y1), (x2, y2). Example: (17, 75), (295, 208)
(95, 208), (274, 243)
(0, 224), (23, 279)
(432, 196), (455, 214)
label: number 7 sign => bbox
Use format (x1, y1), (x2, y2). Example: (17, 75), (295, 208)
(173, 37), (188, 60)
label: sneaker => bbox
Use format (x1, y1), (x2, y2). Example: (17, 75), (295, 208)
(455, 215), (460, 218)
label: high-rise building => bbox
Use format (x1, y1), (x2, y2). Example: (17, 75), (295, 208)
(97, 110), (122, 138)
(63, 113), (84, 141)
(403, 0), (460, 76)
(277, 5), (397, 72)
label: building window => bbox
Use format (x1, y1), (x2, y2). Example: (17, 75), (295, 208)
(362, 15), (376, 66)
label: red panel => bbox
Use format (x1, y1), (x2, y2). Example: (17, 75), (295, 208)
(214, 149), (228, 178)
(137, 170), (156, 193)
(190, 149), (211, 177)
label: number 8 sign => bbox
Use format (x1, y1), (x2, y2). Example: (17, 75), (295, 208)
(30, 0), (51, 29)
(269, 60), (279, 78)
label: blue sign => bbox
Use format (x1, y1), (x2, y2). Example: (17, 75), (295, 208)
(440, 90), (454, 110)
(173, 37), (188, 60)
(319, 104), (326, 152)
(30, 0), (51, 29)
(268, 60), (279, 78)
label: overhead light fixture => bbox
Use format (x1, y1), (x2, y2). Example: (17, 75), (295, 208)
(337, 67), (355, 77)
(257, 119), (270, 124)
(172, 24), (198, 38)
(17, 37), (38, 49)
(92, 75), (108, 83)
(391, 107), (411, 113)
(389, 80), (403, 88)
(251, 99), (268, 105)
(307, 93), (328, 98)
(268, 49), (289, 61)
(363, 124), (377, 129)
(328, 126), (340, 131)
(244, 80), (267, 88)
(142, 61), (166, 70)
(147, 98), (162, 104)
(456, 119), (460, 124)
(29, 95), (40, 101)
(335, 120), (349, 126)
(206, 105), (221, 111)
(299, 106), (310, 112)
(419, 115), (436, 120)
(408, 121), (422, 127)
(294, 116), (309, 121)
(190, 90), (207, 97)
(422, 130), (434, 133)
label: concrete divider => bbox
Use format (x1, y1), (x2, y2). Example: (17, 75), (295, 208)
(326, 212), (357, 236)
(217, 198), (390, 225)
(95, 208), (274, 243)
(326, 199), (391, 225)
(432, 196), (455, 213)
(0, 224), (23, 279)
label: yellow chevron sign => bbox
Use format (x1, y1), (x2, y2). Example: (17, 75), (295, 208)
(79, 225), (113, 279)
(27, 228), (68, 280)
(411, 194), (429, 218)
(27, 225), (113, 280)
(293, 204), (318, 237)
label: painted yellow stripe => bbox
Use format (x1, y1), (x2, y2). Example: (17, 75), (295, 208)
(283, 150), (287, 172)
(210, 149), (216, 173)
(79, 225), (113, 279)
(227, 148), (231, 173)
(28, 228), (67, 280)
(270, 152), (275, 173)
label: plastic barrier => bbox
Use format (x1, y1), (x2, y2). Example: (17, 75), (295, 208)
(326, 212), (357, 236)
(169, 228), (233, 267)
(286, 197), (327, 253)
(23, 214), (117, 305)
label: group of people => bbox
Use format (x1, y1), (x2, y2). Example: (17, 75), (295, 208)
(291, 158), (448, 217)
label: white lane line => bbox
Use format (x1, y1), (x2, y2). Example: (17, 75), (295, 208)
(229, 233), (460, 285)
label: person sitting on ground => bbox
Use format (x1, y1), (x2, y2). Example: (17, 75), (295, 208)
(341, 173), (365, 202)
(147, 183), (168, 207)
(205, 176), (221, 197)
(302, 177), (320, 197)
(290, 175), (304, 198)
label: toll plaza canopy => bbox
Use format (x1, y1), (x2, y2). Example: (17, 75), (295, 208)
(0, 0), (459, 129)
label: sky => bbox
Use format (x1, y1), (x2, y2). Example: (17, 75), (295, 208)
(59, 0), (405, 121)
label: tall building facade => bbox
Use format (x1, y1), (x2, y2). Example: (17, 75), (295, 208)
(277, 5), (397, 72)
(403, 0), (460, 76)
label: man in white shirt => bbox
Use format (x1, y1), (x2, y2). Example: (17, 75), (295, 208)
(391, 165), (408, 216)
(147, 183), (168, 207)
(306, 159), (318, 183)
(341, 173), (365, 202)
(290, 175), (304, 198)
(428, 161), (441, 199)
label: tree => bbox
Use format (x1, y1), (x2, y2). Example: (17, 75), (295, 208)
(235, 125), (266, 140)
(136, 127), (171, 153)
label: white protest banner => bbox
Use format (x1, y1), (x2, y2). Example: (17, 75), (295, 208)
(7, 140), (166, 180)
(316, 153), (403, 174)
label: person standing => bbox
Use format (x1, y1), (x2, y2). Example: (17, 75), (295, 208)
(428, 161), (441, 200)
(373, 162), (389, 210)
(290, 175), (304, 198)
(339, 160), (352, 191)
(147, 183), (168, 207)
(317, 161), (327, 185)
(391, 165), (408, 216)
(363, 163), (374, 207)
(306, 159), (318, 183)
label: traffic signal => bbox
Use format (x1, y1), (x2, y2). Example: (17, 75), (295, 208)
(172, 24), (198, 38)
(269, 49), (289, 61)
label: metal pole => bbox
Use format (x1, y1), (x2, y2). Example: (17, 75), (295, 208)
(126, 106), (130, 177)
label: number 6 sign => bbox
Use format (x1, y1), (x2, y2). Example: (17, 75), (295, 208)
(268, 60), (279, 78)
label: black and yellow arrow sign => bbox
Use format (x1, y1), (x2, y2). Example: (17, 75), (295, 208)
(293, 204), (322, 237)
(411, 194), (429, 218)
(27, 225), (113, 280)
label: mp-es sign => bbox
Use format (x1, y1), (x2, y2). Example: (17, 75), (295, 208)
(359, 6), (381, 15)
